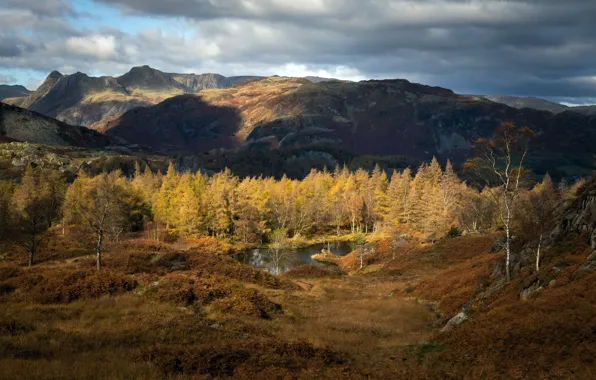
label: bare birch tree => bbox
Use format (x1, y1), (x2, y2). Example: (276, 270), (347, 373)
(466, 122), (535, 281)
(64, 171), (127, 270)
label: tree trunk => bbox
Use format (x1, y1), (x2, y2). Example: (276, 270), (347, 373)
(504, 220), (511, 282)
(29, 235), (36, 267)
(360, 249), (364, 269)
(96, 230), (103, 271)
(535, 233), (542, 273)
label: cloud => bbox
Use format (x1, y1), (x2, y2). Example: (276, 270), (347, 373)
(0, 0), (595, 101)
(66, 35), (118, 60)
(0, 74), (17, 84)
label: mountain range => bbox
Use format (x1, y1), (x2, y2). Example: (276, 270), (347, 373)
(2, 66), (596, 179)
(3, 66), (264, 127)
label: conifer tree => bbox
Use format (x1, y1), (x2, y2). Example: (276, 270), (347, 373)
(155, 162), (179, 229)
(12, 166), (56, 266)
(0, 181), (14, 239)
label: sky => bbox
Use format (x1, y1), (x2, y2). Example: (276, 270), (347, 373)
(1, 0), (595, 105)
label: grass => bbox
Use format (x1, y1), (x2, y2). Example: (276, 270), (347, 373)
(1, 230), (595, 378)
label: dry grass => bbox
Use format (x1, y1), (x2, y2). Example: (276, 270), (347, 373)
(284, 264), (344, 279)
(259, 276), (435, 353)
(2, 230), (596, 379)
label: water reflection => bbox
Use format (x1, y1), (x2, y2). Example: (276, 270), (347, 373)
(233, 242), (353, 274)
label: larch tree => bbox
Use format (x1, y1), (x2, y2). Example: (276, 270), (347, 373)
(154, 162), (179, 230)
(0, 181), (14, 239)
(467, 122), (535, 281)
(12, 166), (56, 266)
(438, 160), (464, 233)
(40, 170), (66, 229)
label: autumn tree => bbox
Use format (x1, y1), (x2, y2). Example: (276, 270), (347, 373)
(12, 166), (63, 266)
(64, 171), (128, 270)
(267, 228), (290, 274)
(233, 177), (268, 244)
(386, 168), (411, 229)
(518, 174), (562, 272)
(0, 181), (14, 239)
(467, 122), (535, 281)
(351, 233), (372, 270)
(457, 187), (497, 234)
(41, 170), (66, 229)
(154, 162), (179, 230)
(204, 169), (237, 237)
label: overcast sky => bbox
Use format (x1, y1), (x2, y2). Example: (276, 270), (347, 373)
(1, 0), (595, 104)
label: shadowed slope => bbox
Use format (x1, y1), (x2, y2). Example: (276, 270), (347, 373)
(97, 77), (596, 176)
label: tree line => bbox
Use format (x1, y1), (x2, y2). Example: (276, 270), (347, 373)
(0, 123), (578, 278)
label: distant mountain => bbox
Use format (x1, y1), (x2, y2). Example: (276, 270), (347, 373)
(9, 71), (64, 109)
(571, 105), (596, 116)
(0, 85), (32, 101)
(0, 102), (114, 148)
(94, 77), (596, 177)
(227, 76), (265, 86)
(482, 95), (569, 113)
(304, 76), (345, 83)
(483, 95), (596, 116)
(3, 66), (249, 127)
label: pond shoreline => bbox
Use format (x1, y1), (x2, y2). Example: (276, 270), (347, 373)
(232, 241), (354, 274)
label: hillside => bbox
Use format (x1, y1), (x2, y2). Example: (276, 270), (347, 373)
(97, 77), (596, 177)
(0, 102), (115, 148)
(0, 85), (31, 101)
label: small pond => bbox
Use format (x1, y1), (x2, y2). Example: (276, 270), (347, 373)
(233, 241), (353, 274)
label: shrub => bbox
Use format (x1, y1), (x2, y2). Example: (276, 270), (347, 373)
(141, 339), (345, 377)
(154, 274), (282, 319)
(28, 270), (137, 304)
(446, 226), (462, 239)
(284, 264), (343, 279)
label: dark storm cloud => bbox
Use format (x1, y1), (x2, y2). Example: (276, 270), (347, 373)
(2, 0), (74, 16)
(1, 0), (595, 102)
(0, 38), (21, 57)
(89, 0), (596, 99)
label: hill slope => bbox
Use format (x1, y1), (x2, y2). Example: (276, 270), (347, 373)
(0, 85), (32, 101)
(483, 95), (570, 113)
(0, 102), (114, 148)
(97, 77), (596, 176)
